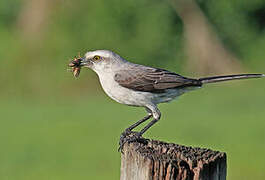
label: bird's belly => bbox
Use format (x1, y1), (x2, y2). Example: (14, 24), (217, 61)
(99, 76), (152, 106)
(98, 75), (200, 106)
(152, 87), (200, 104)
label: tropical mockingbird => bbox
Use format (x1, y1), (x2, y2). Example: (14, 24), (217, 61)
(69, 50), (264, 149)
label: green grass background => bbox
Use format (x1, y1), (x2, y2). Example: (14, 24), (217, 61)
(1, 80), (264, 180)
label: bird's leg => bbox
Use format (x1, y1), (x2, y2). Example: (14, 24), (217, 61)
(119, 106), (160, 152)
(123, 114), (152, 135)
(119, 114), (152, 152)
(138, 118), (158, 136)
(138, 105), (161, 136)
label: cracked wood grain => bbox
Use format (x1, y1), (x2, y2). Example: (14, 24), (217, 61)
(120, 139), (226, 180)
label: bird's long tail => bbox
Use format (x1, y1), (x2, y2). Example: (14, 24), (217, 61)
(199, 74), (265, 84)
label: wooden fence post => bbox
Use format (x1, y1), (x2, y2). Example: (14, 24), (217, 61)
(120, 139), (226, 180)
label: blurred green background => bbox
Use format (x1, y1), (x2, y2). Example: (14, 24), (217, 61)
(0, 0), (265, 179)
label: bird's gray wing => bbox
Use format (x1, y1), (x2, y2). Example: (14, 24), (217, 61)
(114, 67), (201, 93)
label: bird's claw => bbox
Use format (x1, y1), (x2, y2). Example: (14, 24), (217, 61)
(118, 130), (144, 152)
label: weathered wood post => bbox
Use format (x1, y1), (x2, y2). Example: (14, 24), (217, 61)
(120, 139), (226, 180)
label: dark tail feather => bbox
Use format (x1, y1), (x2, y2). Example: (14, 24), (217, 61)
(199, 74), (265, 84)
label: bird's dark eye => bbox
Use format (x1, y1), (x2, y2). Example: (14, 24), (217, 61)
(93, 55), (101, 60)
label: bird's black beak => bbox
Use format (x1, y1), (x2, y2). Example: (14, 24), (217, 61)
(80, 57), (93, 68)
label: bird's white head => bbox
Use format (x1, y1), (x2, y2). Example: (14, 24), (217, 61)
(80, 50), (126, 72)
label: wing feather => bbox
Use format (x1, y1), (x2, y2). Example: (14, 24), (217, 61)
(114, 67), (202, 93)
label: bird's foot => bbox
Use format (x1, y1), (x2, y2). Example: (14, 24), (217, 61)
(118, 130), (146, 152)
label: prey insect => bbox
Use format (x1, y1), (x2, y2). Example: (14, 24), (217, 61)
(68, 53), (82, 78)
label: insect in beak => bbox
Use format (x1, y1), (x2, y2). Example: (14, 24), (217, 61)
(68, 53), (83, 78)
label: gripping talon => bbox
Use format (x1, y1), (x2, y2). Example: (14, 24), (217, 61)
(118, 131), (143, 152)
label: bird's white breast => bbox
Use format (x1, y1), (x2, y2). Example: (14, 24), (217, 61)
(97, 71), (155, 107)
